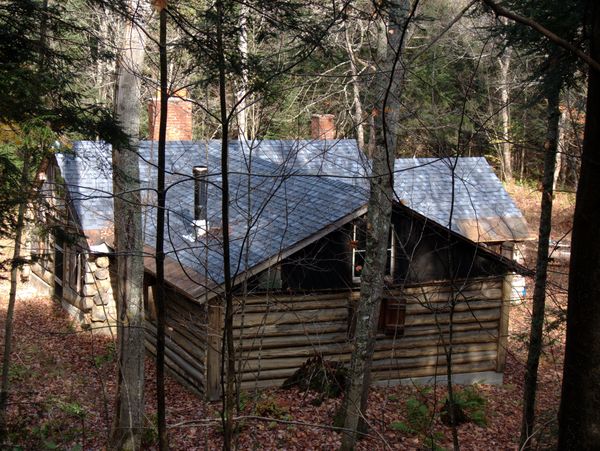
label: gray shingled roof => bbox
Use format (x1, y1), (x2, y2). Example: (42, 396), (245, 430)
(59, 141), (368, 286)
(233, 140), (528, 241)
(56, 139), (527, 287)
(393, 158), (529, 241)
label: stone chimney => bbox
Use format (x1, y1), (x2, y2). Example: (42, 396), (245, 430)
(311, 114), (336, 140)
(148, 88), (193, 141)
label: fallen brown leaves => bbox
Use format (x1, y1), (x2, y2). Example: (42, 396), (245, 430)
(0, 185), (571, 450)
(0, 285), (567, 450)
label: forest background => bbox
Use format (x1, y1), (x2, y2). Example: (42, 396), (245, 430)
(0, 0), (596, 450)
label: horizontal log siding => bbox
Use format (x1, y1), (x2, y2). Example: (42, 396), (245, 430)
(144, 287), (208, 395)
(234, 277), (503, 391)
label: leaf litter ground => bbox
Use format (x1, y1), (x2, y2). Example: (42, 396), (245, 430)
(0, 183), (572, 450)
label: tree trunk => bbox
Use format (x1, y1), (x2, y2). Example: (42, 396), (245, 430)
(0, 154), (31, 440)
(155, 2), (170, 449)
(553, 104), (567, 191)
(236, 4), (249, 140)
(215, 2), (236, 449)
(110, 1), (148, 449)
(344, 26), (365, 152)
(519, 84), (561, 450)
(498, 47), (513, 182)
(558, 4), (600, 448)
(339, 2), (409, 449)
(1, 0), (46, 440)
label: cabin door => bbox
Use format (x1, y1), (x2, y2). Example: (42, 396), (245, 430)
(54, 240), (64, 299)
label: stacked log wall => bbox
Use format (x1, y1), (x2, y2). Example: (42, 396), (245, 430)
(231, 277), (506, 392)
(144, 286), (208, 396)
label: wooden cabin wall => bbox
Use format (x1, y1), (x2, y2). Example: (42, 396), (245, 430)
(252, 209), (510, 297)
(143, 278), (208, 395)
(228, 276), (507, 394)
(28, 161), (119, 332)
(281, 227), (352, 291)
(390, 209), (508, 284)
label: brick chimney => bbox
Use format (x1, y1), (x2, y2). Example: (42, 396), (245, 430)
(311, 114), (336, 140)
(148, 88), (193, 141)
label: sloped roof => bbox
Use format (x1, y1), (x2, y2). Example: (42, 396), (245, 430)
(233, 139), (529, 242)
(57, 140), (368, 292)
(55, 139), (528, 297)
(393, 158), (529, 242)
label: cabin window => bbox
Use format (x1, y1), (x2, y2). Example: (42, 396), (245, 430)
(30, 222), (52, 271)
(67, 249), (84, 294)
(347, 296), (406, 338)
(351, 220), (394, 283)
(54, 241), (64, 299)
(378, 297), (406, 337)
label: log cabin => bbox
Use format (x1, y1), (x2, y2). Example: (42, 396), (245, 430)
(27, 112), (531, 400)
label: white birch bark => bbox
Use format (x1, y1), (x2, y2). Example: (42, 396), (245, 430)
(236, 4), (249, 140)
(498, 47), (513, 181)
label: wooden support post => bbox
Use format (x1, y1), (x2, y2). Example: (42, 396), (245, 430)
(206, 298), (223, 401)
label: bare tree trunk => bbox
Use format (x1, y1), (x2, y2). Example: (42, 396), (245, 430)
(498, 47), (513, 182)
(110, 1), (148, 449)
(558, 4), (600, 448)
(553, 104), (567, 191)
(215, 1), (236, 449)
(519, 84), (561, 451)
(236, 3), (249, 140)
(154, 2), (169, 450)
(340, 1), (411, 449)
(0, 154), (31, 440)
(1, 0), (47, 440)
(344, 26), (365, 151)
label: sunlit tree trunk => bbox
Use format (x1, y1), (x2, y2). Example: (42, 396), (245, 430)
(498, 47), (513, 182)
(110, 1), (149, 449)
(0, 154), (31, 440)
(344, 26), (365, 151)
(553, 105), (567, 191)
(236, 3), (249, 140)
(340, 1), (410, 449)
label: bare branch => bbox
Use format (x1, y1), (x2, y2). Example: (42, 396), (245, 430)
(480, 0), (600, 73)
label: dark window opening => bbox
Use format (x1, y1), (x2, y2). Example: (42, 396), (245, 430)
(347, 296), (406, 338)
(54, 242), (63, 299)
(256, 265), (282, 291)
(68, 249), (84, 295)
(351, 219), (394, 283)
(378, 297), (406, 337)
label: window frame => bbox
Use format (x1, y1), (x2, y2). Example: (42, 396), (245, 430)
(54, 241), (64, 299)
(347, 295), (407, 338)
(378, 296), (407, 337)
(67, 248), (84, 295)
(351, 220), (395, 284)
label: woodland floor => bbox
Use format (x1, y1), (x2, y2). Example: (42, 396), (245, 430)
(0, 182), (574, 450)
